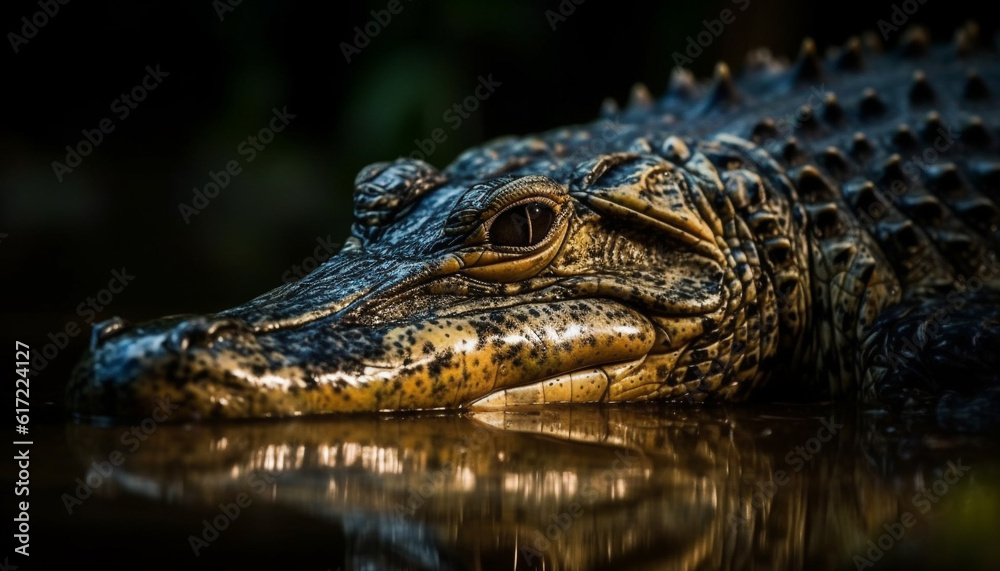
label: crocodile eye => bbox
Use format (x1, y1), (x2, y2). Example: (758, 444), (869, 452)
(488, 202), (555, 247)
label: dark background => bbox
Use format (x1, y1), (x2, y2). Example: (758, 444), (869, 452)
(1, 0), (995, 408)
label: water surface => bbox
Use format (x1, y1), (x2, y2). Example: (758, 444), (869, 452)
(32, 403), (1000, 569)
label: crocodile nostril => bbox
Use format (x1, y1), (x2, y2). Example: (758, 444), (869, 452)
(90, 317), (130, 350)
(166, 317), (252, 352)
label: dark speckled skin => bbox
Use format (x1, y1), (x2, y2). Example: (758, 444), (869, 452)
(69, 28), (1000, 421)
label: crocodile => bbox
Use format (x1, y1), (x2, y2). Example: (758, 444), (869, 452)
(68, 26), (1000, 422)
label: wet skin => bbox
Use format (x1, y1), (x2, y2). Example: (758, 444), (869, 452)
(68, 35), (1000, 420)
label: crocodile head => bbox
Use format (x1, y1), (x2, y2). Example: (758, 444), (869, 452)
(68, 136), (799, 420)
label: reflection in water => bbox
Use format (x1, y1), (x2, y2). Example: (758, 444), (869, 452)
(64, 404), (999, 570)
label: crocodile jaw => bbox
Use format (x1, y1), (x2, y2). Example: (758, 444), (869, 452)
(67, 297), (656, 420)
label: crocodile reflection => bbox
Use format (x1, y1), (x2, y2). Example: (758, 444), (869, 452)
(64, 405), (994, 570)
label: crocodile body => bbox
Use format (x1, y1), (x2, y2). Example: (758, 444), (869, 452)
(68, 28), (1000, 421)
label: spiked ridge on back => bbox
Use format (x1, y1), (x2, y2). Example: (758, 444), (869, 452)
(585, 24), (1000, 403)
